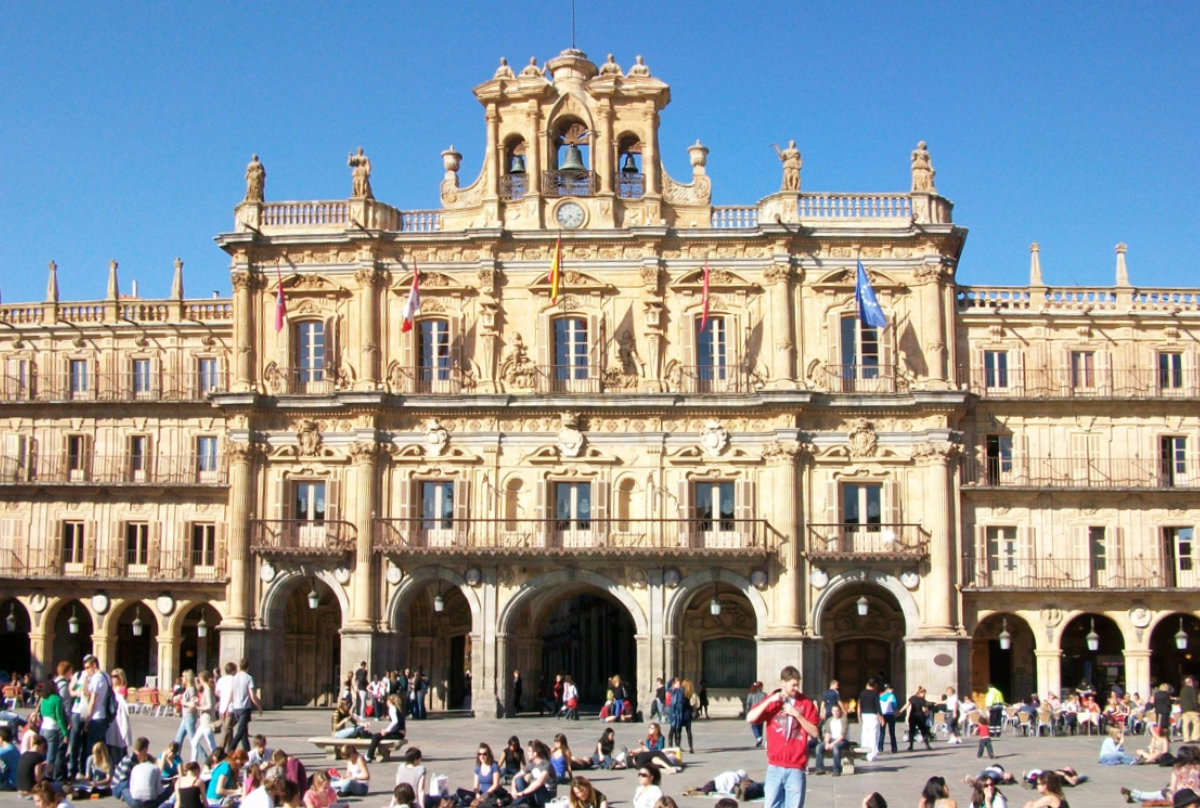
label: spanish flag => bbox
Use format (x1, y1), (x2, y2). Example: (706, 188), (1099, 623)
(548, 234), (562, 302)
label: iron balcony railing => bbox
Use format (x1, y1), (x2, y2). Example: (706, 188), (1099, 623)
(805, 523), (930, 560)
(962, 456), (1200, 490)
(617, 173), (645, 199)
(962, 554), (1181, 590)
(673, 365), (756, 394)
(535, 365), (602, 394)
(391, 366), (466, 395)
(0, 454), (228, 486)
(372, 518), (775, 555)
(249, 520), (356, 555)
(541, 170), (599, 197)
(262, 367), (337, 396)
(965, 367), (1200, 399)
(499, 174), (529, 201)
(820, 365), (900, 394)
(0, 545), (227, 582)
(0, 370), (227, 403)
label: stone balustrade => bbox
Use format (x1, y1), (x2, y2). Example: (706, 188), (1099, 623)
(959, 286), (1200, 314)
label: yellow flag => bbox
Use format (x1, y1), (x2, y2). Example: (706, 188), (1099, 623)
(549, 234), (562, 302)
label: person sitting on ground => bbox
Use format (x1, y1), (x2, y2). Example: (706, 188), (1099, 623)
(389, 783), (417, 808)
(302, 771), (335, 808)
(456, 743), (500, 803)
(30, 781), (71, 808)
(1119, 744), (1200, 804)
(206, 748), (245, 808)
(247, 736), (272, 768)
(681, 769), (747, 797)
(0, 726), (22, 792)
(1135, 725), (1172, 764)
(511, 740), (555, 808)
(330, 745), (370, 797)
(500, 736), (525, 783)
(918, 776), (958, 808)
(1021, 771), (1067, 808)
(862, 795), (888, 808)
(969, 776), (1008, 808)
(550, 734), (574, 783)
(158, 741), (183, 780)
(567, 776), (607, 808)
(631, 766), (663, 808)
(1172, 789), (1200, 808)
(394, 747), (432, 808)
(591, 729), (616, 770)
(242, 767), (284, 808)
(15, 735), (50, 799)
(76, 741), (112, 797)
(1100, 726), (1138, 765)
(630, 723), (680, 773)
(278, 781), (301, 808)
(127, 739), (172, 808)
(175, 762), (205, 808)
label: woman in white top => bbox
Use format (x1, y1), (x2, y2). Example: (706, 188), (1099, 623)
(631, 765), (663, 808)
(174, 670), (199, 760)
(945, 687), (963, 745)
(191, 670), (217, 764)
(331, 745), (371, 797)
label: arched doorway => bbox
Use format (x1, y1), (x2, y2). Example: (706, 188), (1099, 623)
(676, 581), (757, 713)
(970, 613), (1035, 703)
(114, 602), (158, 687)
(400, 583), (472, 712)
(539, 592), (635, 707)
(0, 599), (31, 676)
(820, 587), (906, 699)
(51, 600), (93, 670)
(1150, 613), (1200, 689)
(178, 604), (221, 680)
(281, 579), (342, 706)
(1061, 613), (1124, 696)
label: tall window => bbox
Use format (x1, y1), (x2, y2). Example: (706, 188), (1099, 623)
(129, 436), (147, 476)
(67, 435), (86, 474)
(125, 523), (149, 566)
(696, 315), (728, 389)
(132, 359), (153, 396)
(1161, 436), (1188, 487)
(553, 318), (589, 383)
(1070, 351), (1095, 389)
(69, 359), (89, 396)
(1166, 527), (1195, 587)
(842, 483), (882, 531)
(295, 481), (326, 522)
(191, 523), (217, 568)
(840, 316), (880, 382)
(417, 320), (451, 387)
(694, 481), (734, 532)
(197, 358), (220, 394)
(196, 436), (218, 473)
(1159, 352), (1184, 391)
(984, 435), (1013, 485)
(420, 481), (455, 530)
(554, 482), (591, 531)
(985, 526), (1019, 573)
(296, 321), (325, 382)
(62, 522), (86, 565)
(983, 351), (1009, 389)
(1088, 526), (1108, 573)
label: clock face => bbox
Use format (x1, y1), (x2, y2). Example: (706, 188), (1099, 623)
(555, 201), (585, 229)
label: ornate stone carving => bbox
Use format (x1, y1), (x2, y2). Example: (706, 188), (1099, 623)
(230, 271), (254, 292)
(558, 412), (585, 458)
(296, 419), (322, 457)
(493, 57), (515, 79)
(348, 147), (373, 199)
(500, 333), (537, 389)
(348, 441), (380, 465)
(912, 441), (960, 464)
(627, 55), (651, 77)
(762, 441), (810, 464)
(598, 53), (623, 77)
(556, 295), (582, 311)
(227, 442), (262, 463)
(263, 361), (286, 395)
(662, 172), (712, 205)
(847, 419), (878, 458)
(773, 140), (802, 192)
(424, 418), (449, 456)
(353, 267), (380, 287)
(911, 140), (937, 193)
(639, 265), (661, 289)
(700, 420), (730, 457)
(519, 57), (545, 78)
(763, 264), (791, 285)
(244, 154), (265, 203)
(602, 329), (644, 390)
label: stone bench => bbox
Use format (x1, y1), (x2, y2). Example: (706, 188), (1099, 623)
(308, 736), (406, 761)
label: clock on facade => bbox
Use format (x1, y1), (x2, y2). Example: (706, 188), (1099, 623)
(554, 200), (586, 229)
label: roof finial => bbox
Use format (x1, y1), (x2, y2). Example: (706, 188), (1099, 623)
(107, 259), (119, 301)
(46, 261), (59, 303)
(171, 257), (185, 300)
(1115, 243), (1130, 287)
(1029, 242), (1044, 286)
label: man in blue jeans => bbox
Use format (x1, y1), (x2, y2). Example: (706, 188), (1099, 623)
(228, 658), (262, 752)
(747, 665), (820, 808)
(80, 655), (113, 762)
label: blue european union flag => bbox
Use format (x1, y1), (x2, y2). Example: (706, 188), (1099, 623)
(855, 261), (888, 329)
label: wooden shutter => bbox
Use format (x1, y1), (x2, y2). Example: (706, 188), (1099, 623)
(111, 521), (124, 573)
(881, 324), (895, 389)
(680, 312), (696, 386)
(3, 435), (25, 482)
(592, 478), (609, 545)
(973, 525), (988, 586)
(181, 522), (194, 574)
(735, 478), (756, 548)
(448, 314), (462, 381)
(215, 522), (228, 575)
(1111, 525), (1126, 584)
(83, 521), (97, 572)
(396, 475), (412, 546)
(453, 478), (470, 545)
(45, 530), (60, 576)
(1012, 433), (1029, 484)
(884, 477), (901, 527)
(536, 477), (549, 547)
(824, 475), (840, 542)
(325, 478), (341, 523)
(401, 317), (415, 389)
(148, 522), (162, 573)
(1012, 349), (1026, 394)
(728, 314), (743, 382)
(677, 476), (691, 547)
(324, 315), (340, 383)
(1018, 525), (1036, 585)
(1098, 349), (1114, 395)
(587, 312), (603, 382)
(277, 473), (293, 521)
(970, 345), (986, 391)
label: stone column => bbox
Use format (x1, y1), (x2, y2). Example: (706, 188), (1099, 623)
(596, 101), (613, 196)
(157, 635), (179, 690)
(93, 633), (113, 672)
(484, 106), (500, 200)
(914, 261), (949, 384)
(662, 634), (678, 683)
(29, 630), (50, 680)
(765, 442), (802, 630)
(353, 268), (381, 390)
(231, 271), (256, 392)
(477, 265), (500, 393)
(763, 261), (795, 387)
(643, 110), (661, 196)
(221, 443), (257, 664)
(914, 442), (957, 634)
(1124, 649), (1152, 698)
(1035, 649), (1063, 697)
(639, 262), (664, 391)
(347, 441), (379, 634)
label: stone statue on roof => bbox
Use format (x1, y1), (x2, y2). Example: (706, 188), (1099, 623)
(244, 154), (265, 203)
(598, 54), (623, 77)
(494, 57), (515, 79)
(773, 140), (802, 192)
(628, 55), (651, 77)
(911, 140), (937, 193)
(348, 147), (373, 200)
(519, 57), (545, 78)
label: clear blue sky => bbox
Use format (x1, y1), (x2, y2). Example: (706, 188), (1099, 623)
(2, 2), (1197, 303)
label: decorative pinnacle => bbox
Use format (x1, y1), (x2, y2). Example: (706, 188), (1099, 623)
(1115, 243), (1130, 287)
(1028, 242), (1044, 287)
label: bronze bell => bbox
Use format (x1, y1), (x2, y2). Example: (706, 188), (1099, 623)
(559, 144), (586, 172)
(621, 153), (639, 174)
(509, 154), (526, 174)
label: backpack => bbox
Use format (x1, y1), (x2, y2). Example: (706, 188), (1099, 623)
(102, 673), (118, 718)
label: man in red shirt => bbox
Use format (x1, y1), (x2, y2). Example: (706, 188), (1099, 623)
(747, 666), (820, 808)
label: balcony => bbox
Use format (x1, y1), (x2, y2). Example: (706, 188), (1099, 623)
(0, 370), (227, 403)
(965, 368), (1200, 399)
(962, 456), (1199, 491)
(534, 365), (602, 394)
(820, 365), (900, 394)
(962, 555), (1183, 590)
(617, 173), (645, 199)
(250, 520), (356, 556)
(390, 366), (466, 395)
(0, 454), (228, 487)
(499, 174), (529, 201)
(372, 518), (775, 557)
(0, 545), (226, 582)
(806, 524), (930, 561)
(262, 367), (337, 396)
(673, 365), (757, 394)
(541, 170), (598, 198)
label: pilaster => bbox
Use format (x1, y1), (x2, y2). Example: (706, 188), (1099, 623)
(764, 260), (796, 388)
(1035, 649), (1063, 697)
(347, 441), (379, 629)
(1124, 648), (1152, 698)
(914, 442), (958, 633)
(225, 442), (259, 630)
(353, 267), (381, 390)
(765, 442), (803, 630)
(231, 270), (256, 392)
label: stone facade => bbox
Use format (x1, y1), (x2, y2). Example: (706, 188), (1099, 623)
(0, 49), (1195, 713)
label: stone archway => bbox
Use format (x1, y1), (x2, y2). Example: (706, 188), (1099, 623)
(0, 598), (31, 676)
(112, 601), (158, 687)
(970, 613), (1036, 703)
(1060, 613), (1125, 696)
(1148, 612), (1200, 689)
(259, 568), (348, 708)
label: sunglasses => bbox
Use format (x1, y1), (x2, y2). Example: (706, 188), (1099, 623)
(638, 772), (652, 778)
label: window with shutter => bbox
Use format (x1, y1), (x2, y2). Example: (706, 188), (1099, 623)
(985, 526), (1020, 587)
(453, 478), (470, 546)
(295, 321), (326, 391)
(1161, 436), (1189, 487)
(592, 478), (609, 546)
(735, 478), (756, 548)
(417, 319), (452, 393)
(419, 480), (455, 547)
(1166, 527), (1196, 588)
(694, 481), (736, 549)
(551, 317), (590, 393)
(1087, 525), (1108, 587)
(553, 481), (592, 547)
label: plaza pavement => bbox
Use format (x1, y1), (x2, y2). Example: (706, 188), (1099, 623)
(2, 709), (1174, 807)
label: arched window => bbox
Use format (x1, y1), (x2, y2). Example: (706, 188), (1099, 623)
(617, 135), (643, 199)
(501, 138), (528, 201)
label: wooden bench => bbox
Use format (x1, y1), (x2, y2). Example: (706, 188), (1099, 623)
(308, 736), (406, 762)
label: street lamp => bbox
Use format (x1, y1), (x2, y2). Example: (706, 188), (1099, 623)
(197, 614), (209, 639)
(1086, 618), (1100, 652)
(1176, 617), (1189, 651)
(131, 606), (144, 637)
(856, 594), (869, 617)
(5, 604), (16, 633)
(999, 618), (1012, 651)
(307, 582), (320, 610)
(68, 605), (80, 635)
(710, 579), (721, 617)
(433, 583), (444, 613)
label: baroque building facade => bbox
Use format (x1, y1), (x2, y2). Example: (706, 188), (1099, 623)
(0, 48), (1196, 713)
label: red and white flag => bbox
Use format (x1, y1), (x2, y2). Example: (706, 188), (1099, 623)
(274, 264), (287, 333)
(699, 258), (711, 332)
(401, 263), (421, 333)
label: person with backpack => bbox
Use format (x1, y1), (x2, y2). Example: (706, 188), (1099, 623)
(80, 655), (116, 764)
